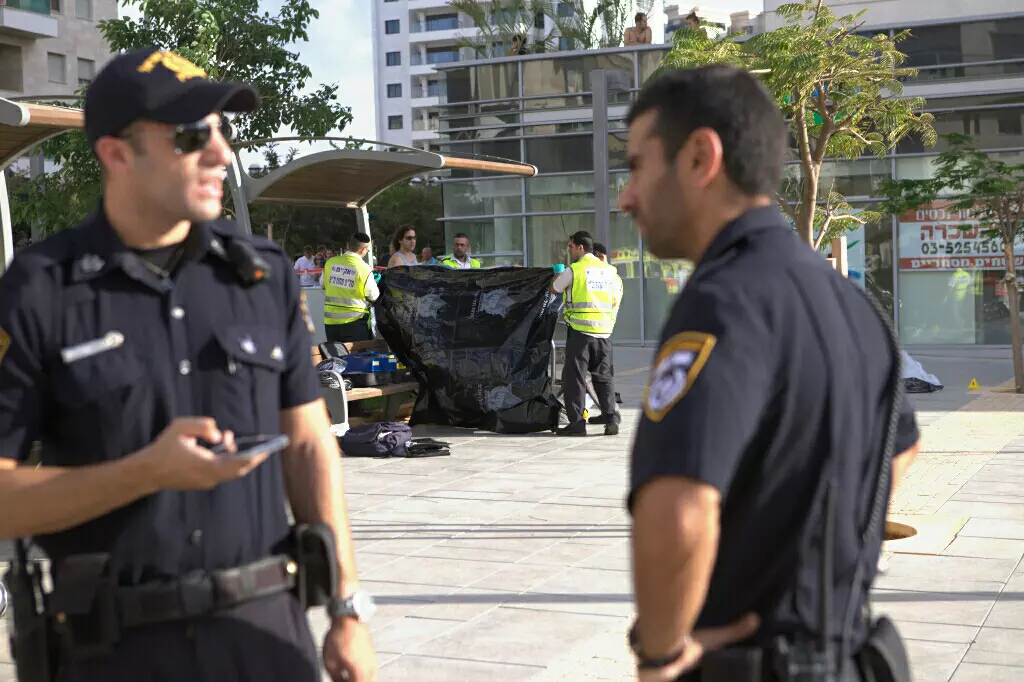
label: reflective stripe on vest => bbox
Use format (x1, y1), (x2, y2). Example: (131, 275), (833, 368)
(440, 256), (480, 269)
(323, 254), (370, 326)
(564, 254), (620, 335)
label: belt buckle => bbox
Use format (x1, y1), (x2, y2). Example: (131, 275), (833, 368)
(178, 573), (215, 618)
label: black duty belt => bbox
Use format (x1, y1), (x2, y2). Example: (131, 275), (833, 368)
(117, 555), (297, 628)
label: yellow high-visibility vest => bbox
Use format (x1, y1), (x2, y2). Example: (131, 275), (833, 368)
(563, 253), (621, 336)
(323, 253), (371, 326)
(440, 256), (480, 269)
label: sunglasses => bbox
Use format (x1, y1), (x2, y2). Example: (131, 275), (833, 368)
(121, 115), (236, 155)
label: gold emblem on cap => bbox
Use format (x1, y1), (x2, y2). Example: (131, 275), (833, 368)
(137, 50), (207, 82)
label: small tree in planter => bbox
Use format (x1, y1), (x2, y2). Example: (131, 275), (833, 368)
(878, 133), (1024, 392)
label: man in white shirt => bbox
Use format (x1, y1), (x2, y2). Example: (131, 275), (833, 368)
(294, 245), (318, 287)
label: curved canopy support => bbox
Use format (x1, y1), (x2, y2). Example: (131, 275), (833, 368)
(240, 146), (537, 209)
(0, 98), (83, 170)
(0, 98), (84, 275)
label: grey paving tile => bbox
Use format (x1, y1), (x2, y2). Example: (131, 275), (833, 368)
(962, 647), (1024, 666)
(407, 588), (522, 622)
(905, 640), (969, 682)
(972, 626), (1024, 654)
(409, 606), (621, 667)
(881, 553), (1018, 584)
(0, 663), (13, 682)
(363, 555), (507, 587)
(873, 588), (997, 627)
(369, 615), (466, 653)
(942, 536), (1024, 561)
(505, 568), (634, 619)
(938, 500), (1024, 521)
(379, 653), (544, 681)
(950, 662), (1024, 681)
(516, 540), (610, 567)
(982, 596), (1024, 629)
(471, 554), (577, 586)
(893, 620), (980, 644)
(960, 518), (1024, 540)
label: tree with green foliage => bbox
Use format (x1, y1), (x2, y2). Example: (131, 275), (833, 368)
(659, 0), (936, 249)
(366, 183), (444, 259)
(447, 0), (640, 55)
(10, 0), (352, 238)
(878, 133), (1024, 392)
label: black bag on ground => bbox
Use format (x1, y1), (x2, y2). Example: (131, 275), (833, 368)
(339, 423), (412, 458)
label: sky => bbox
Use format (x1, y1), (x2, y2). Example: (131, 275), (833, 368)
(119, 0), (377, 166)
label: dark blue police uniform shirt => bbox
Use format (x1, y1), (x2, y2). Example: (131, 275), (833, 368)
(0, 205), (320, 585)
(630, 206), (919, 649)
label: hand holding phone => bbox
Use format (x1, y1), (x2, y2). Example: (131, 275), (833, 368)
(211, 434), (291, 459)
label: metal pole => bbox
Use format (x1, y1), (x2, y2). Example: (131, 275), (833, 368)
(0, 169), (13, 276)
(592, 69), (611, 250)
(356, 206), (373, 268)
(227, 151), (252, 235)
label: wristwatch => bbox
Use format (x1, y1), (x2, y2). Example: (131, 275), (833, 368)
(326, 590), (377, 623)
(628, 619), (688, 670)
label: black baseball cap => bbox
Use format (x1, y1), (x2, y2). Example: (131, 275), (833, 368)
(84, 47), (260, 148)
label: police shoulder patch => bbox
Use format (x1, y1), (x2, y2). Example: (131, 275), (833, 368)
(0, 327), (10, 370)
(643, 331), (717, 423)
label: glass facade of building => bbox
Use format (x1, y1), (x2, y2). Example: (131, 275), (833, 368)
(434, 16), (1024, 345)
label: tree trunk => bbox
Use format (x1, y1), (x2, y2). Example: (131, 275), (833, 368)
(1005, 240), (1024, 393)
(795, 170), (818, 247)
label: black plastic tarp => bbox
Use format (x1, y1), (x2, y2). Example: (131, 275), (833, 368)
(374, 266), (562, 433)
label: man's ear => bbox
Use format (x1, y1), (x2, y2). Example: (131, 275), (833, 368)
(94, 137), (133, 177)
(681, 128), (725, 191)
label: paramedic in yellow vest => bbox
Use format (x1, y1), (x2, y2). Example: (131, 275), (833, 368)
(322, 233), (379, 343)
(440, 233), (481, 269)
(549, 230), (623, 437)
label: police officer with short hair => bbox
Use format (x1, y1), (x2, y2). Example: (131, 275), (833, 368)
(0, 48), (377, 682)
(322, 233), (378, 343)
(550, 230), (623, 437)
(619, 66), (922, 681)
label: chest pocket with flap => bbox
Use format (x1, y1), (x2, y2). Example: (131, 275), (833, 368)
(209, 324), (286, 434)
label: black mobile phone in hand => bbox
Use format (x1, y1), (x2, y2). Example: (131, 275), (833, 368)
(211, 434), (291, 459)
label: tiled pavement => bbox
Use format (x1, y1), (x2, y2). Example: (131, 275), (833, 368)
(4, 348), (1024, 681)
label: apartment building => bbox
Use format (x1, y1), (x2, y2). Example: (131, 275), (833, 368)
(0, 0), (117, 100)
(369, 0), (670, 150)
(431, 3), (1024, 346)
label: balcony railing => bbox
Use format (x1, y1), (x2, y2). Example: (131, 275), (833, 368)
(412, 118), (441, 131)
(0, 0), (51, 15)
(412, 83), (448, 98)
(410, 18), (473, 33)
(411, 51), (464, 66)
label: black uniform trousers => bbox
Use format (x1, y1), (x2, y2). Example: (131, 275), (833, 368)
(63, 593), (319, 682)
(325, 315), (372, 343)
(562, 326), (619, 425)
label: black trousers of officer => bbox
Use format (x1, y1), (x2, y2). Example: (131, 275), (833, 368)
(63, 592), (319, 682)
(325, 315), (372, 343)
(562, 327), (618, 425)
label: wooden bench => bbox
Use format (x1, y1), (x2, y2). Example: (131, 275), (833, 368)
(311, 339), (419, 427)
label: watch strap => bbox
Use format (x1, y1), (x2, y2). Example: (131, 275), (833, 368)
(628, 620), (688, 670)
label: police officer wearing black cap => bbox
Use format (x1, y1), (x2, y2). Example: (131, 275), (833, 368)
(0, 48), (377, 682)
(618, 66), (922, 682)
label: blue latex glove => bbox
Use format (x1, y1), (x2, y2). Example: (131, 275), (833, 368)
(552, 264), (566, 274)
(373, 272), (382, 283)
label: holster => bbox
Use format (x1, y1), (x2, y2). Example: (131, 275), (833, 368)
(854, 616), (911, 682)
(3, 558), (59, 682)
(48, 553), (121, 660)
(275, 523), (339, 609)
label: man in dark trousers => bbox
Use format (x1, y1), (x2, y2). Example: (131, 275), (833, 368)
(550, 230), (623, 437)
(620, 65), (921, 682)
(0, 48), (377, 682)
